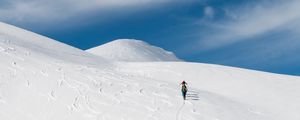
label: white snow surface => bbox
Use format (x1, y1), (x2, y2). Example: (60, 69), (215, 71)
(86, 39), (181, 62)
(1, 21), (300, 120)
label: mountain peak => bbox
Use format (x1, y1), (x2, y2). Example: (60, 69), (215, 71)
(86, 39), (182, 62)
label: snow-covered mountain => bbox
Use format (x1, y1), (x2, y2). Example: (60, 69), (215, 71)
(1, 21), (300, 120)
(86, 39), (181, 62)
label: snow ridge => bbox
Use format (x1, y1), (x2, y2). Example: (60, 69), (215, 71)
(0, 22), (109, 66)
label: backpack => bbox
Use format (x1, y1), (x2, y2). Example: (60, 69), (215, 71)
(182, 85), (187, 93)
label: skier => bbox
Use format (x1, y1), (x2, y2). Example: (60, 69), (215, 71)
(180, 81), (188, 100)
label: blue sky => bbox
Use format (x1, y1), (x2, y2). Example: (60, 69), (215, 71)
(1, 0), (300, 75)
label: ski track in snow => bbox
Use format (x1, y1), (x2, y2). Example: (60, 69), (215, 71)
(2, 58), (272, 120)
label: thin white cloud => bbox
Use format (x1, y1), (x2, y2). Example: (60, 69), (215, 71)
(204, 6), (214, 18)
(193, 0), (300, 51)
(0, 0), (175, 23)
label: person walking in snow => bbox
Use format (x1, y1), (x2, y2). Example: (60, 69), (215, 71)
(180, 81), (188, 100)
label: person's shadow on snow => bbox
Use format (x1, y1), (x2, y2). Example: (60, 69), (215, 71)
(186, 90), (200, 100)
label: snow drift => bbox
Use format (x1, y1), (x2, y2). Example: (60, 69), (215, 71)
(86, 39), (181, 62)
(1, 21), (300, 120)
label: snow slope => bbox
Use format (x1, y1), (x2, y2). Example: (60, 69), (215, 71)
(86, 39), (181, 62)
(116, 62), (300, 120)
(1, 21), (300, 120)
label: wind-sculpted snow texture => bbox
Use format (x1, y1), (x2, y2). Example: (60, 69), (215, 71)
(0, 22), (300, 120)
(87, 39), (181, 62)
